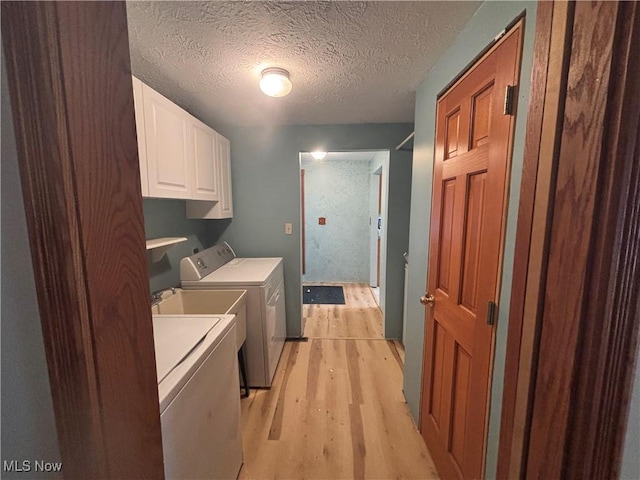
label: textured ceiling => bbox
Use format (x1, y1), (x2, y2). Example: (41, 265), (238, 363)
(126, 1), (482, 129)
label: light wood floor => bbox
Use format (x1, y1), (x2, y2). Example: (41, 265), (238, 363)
(303, 283), (383, 339)
(239, 284), (439, 480)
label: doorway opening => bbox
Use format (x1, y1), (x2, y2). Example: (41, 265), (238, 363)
(370, 165), (383, 306)
(299, 150), (389, 339)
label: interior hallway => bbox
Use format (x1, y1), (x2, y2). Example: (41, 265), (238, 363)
(303, 283), (384, 339)
(239, 283), (439, 479)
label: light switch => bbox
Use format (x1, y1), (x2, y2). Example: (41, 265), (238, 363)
(285, 223), (293, 235)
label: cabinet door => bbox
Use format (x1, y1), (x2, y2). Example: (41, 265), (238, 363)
(131, 77), (149, 197)
(142, 85), (192, 199)
(216, 134), (233, 217)
(191, 118), (219, 201)
(185, 133), (234, 219)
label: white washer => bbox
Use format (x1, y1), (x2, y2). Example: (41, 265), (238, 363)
(180, 243), (286, 387)
(153, 314), (243, 480)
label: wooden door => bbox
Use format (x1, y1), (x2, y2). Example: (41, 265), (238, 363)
(143, 83), (192, 199)
(419, 23), (522, 480)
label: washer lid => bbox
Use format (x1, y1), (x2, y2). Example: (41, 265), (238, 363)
(152, 316), (220, 384)
(192, 257), (282, 286)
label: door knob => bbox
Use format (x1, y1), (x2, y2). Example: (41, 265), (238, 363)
(420, 293), (435, 307)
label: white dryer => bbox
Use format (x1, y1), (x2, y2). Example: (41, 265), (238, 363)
(153, 314), (243, 480)
(180, 243), (287, 388)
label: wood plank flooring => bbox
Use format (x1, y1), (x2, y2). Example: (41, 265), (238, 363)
(239, 285), (439, 479)
(303, 283), (383, 339)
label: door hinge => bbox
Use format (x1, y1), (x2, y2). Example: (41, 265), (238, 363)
(503, 85), (516, 115)
(487, 301), (497, 326)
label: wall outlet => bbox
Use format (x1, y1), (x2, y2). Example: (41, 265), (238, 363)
(285, 223), (293, 235)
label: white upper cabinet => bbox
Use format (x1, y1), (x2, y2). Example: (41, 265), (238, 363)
(186, 133), (233, 219)
(132, 76), (233, 218)
(142, 84), (192, 199)
(132, 77), (149, 197)
(216, 134), (233, 217)
(190, 117), (219, 201)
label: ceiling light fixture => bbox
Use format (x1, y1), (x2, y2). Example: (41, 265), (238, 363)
(259, 67), (292, 97)
(311, 151), (327, 160)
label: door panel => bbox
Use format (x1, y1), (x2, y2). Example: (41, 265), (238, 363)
(445, 110), (461, 159)
(461, 171), (487, 312)
(471, 83), (494, 148)
(437, 179), (456, 295)
(450, 345), (471, 466)
(420, 22), (523, 480)
(430, 322), (447, 429)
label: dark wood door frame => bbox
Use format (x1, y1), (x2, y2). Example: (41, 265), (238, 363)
(498, 1), (640, 478)
(2, 2), (164, 478)
(497, 2), (572, 477)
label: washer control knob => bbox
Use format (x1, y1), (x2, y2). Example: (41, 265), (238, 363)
(196, 258), (206, 268)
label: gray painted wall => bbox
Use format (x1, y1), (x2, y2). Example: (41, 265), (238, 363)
(385, 147), (412, 339)
(222, 124), (413, 338)
(402, 3), (537, 479)
(1, 49), (62, 477)
(143, 198), (224, 292)
(302, 157), (371, 283)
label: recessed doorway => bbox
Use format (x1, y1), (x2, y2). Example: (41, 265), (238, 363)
(299, 150), (389, 338)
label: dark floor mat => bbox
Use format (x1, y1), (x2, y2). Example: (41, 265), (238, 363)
(303, 286), (345, 305)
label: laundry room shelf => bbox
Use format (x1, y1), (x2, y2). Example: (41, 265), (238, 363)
(146, 237), (188, 262)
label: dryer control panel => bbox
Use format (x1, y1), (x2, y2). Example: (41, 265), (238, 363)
(180, 242), (236, 281)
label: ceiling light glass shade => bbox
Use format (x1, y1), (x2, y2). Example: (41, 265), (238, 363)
(259, 68), (292, 97)
(311, 151), (327, 160)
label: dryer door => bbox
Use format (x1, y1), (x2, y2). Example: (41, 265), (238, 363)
(160, 324), (242, 480)
(265, 279), (286, 384)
